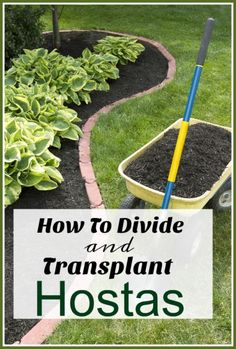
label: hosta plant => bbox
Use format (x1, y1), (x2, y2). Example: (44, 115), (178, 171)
(93, 36), (145, 65)
(5, 83), (82, 149)
(5, 113), (63, 207)
(5, 48), (97, 106)
(77, 48), (119, 91)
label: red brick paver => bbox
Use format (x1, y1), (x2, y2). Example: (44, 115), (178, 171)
(19, 319), (61, 345)
(17, 29), (176, 344)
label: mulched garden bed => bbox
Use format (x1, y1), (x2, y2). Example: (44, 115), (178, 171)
(5, 30), (168, 344)
(125, 123), (231, 197)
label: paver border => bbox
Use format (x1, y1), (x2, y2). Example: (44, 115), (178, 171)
(14, 29), (175, 345)
(77, 30), (176, 209)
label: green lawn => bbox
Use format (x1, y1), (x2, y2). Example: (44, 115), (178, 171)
(44, 4), (232, 345)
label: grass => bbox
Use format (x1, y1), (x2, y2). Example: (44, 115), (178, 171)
(47, 213), (231, 345)
(43, 4), (232, 345)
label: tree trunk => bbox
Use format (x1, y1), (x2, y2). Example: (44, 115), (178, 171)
(52, 5), (61, 49)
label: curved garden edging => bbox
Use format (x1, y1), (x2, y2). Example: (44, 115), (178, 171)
(78, 30), (176, 209)
(15, 30), (175, 345)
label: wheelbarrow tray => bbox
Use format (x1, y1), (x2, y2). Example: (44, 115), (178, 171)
(118, 118), (231, 209)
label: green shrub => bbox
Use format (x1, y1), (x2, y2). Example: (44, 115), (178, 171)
(5, 113), (63, 207)
(93, 36), (145, 65)
(5, 5), (45, 68)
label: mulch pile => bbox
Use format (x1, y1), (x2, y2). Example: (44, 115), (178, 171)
(125, 123), (231, 197)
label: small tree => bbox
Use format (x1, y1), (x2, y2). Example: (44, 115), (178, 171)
(52, 5), (61, 49)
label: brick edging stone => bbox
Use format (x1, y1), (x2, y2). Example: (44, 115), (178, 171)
(17, 320), (61, 345)
(77, 30), (176, 209)
(15, 30), (175, 345)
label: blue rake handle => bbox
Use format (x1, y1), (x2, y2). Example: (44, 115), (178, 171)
(161, 18), (215, 209)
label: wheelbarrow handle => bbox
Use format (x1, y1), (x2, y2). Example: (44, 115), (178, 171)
(196, 18), (215, 66)
(161, 18), (215, 209)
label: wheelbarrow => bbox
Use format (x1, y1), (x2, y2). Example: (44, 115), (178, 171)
(118, 118), (231, 211)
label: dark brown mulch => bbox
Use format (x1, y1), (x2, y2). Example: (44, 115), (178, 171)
(125, 123), (231, 198)
(5, 31), (169, 344)
(44, 31), (168, 120)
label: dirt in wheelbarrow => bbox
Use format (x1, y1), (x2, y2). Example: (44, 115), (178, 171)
(125, 123), (231, 198)
(5, 31), (169, 344)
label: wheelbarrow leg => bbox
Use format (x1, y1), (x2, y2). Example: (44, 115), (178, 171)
(120, 194), (146, 209)
(206, 177), (231, 211)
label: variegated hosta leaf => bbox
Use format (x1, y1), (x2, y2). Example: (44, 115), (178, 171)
(12, 96), (30, 112)
(5, 48), (96, 106)
(5, 173), (13, 185)
(34, 177), (58, 191)
(17, 171), (44, 187)
(93, 35), (145, 65)
(59, 126), (82, 141)
(40, 150), (61, 167)
(16, 153), (34, 171)
(77, 49), (119, 90)
(32, 137), (53, 156)
(70, 75), (87, 92)
(52, 135), (61, 149)
(5, 179), (22, 207)
(45, 166), (63, 183)
(5, 84), (82, 143)
(4, 114), (63, 207)
(5, 145), (21, 163)
(50, 117), (70, 131)
(4, 37), (143, 207)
